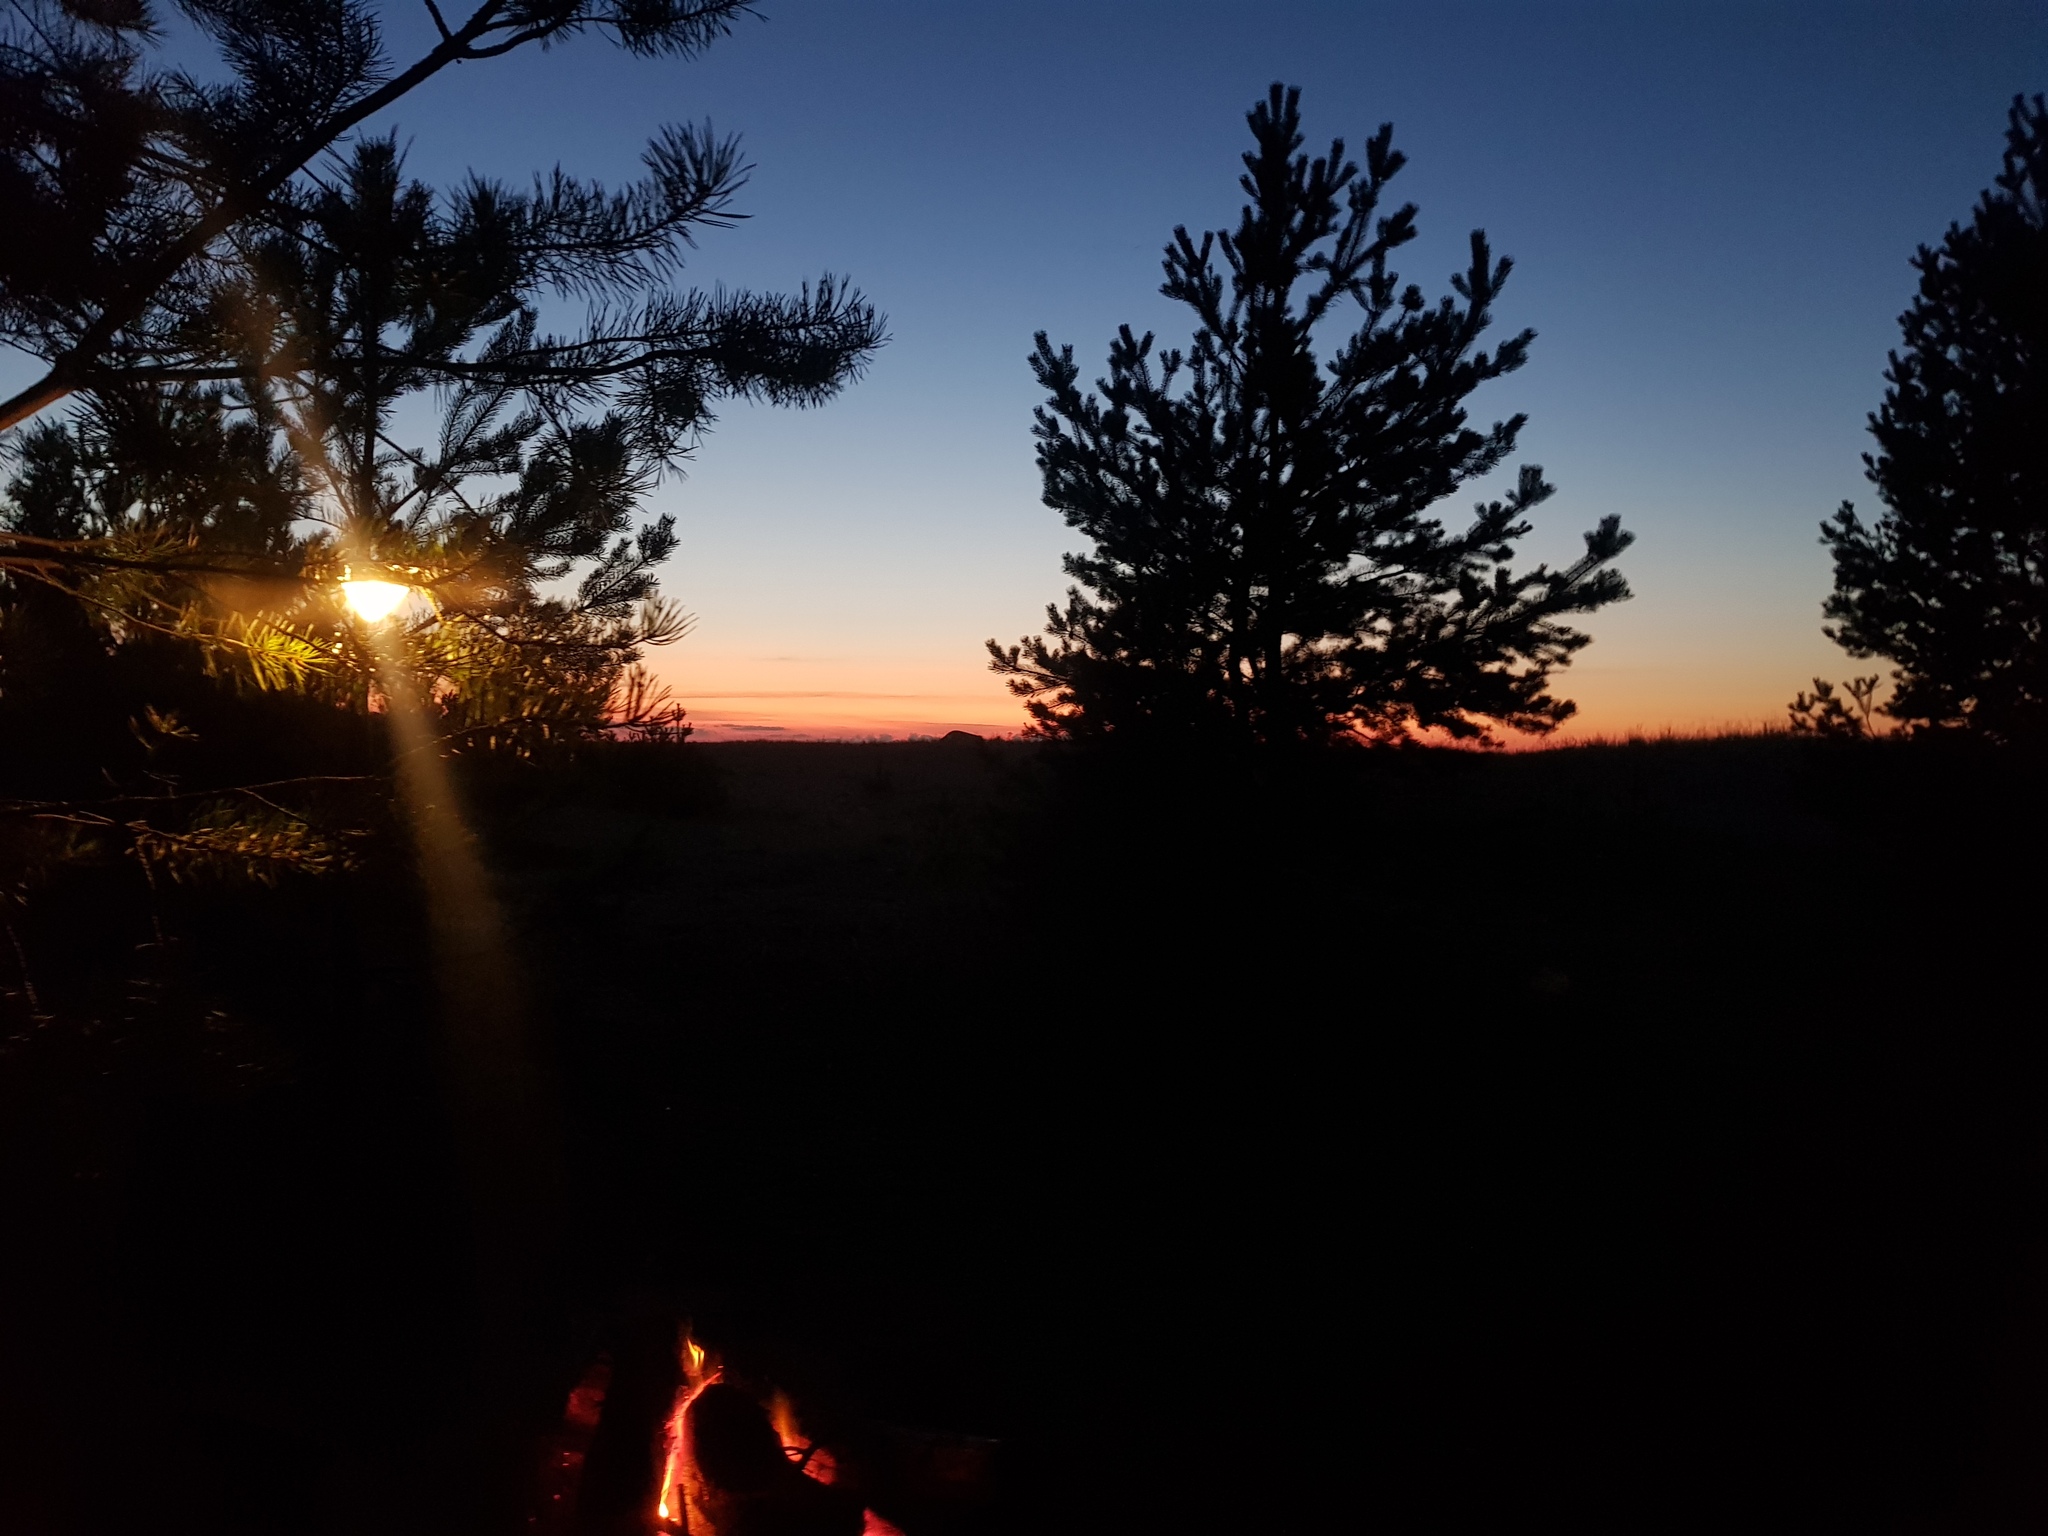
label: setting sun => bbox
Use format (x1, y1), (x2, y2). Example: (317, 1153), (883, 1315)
(340, 573), (409, 624)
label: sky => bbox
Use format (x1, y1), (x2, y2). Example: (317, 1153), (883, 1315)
(33, 1), (2048, 739)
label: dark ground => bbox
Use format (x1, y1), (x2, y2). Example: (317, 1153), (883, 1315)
(2, 734), (2045, 1534)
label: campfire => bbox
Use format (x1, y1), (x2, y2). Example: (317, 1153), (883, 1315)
(535, 1324), (971, 1536)
(653, 1333), (892, 1536)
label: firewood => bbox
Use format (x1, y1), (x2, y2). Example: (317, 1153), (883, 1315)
(685, 1384), (865, 1536)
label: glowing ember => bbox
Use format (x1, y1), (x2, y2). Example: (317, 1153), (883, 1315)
(527, 1356), (612, 1533)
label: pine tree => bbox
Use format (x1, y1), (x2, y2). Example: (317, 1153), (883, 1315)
(1, 5), (880, 879)
(2, 128), (880, 774)
(1, 1), (882, 745)
(0, 0), (769, 434)
(1818, 95), (2048, 741)
(988, 85), (1632, 746)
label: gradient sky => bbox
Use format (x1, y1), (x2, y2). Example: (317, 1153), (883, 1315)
(43, 2), (2048, 737)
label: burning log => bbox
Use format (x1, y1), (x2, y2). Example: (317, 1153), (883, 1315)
(540, 1316), (963, 1536)
(678, 1384), (865, 1536)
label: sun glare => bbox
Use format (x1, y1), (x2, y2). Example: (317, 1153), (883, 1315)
(340, 572), (410, 623)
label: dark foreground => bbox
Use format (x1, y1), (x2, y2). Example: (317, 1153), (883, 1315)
(3, 735), (2044, 1534)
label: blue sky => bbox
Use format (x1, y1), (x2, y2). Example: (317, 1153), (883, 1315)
(34, 1), (2048, 736)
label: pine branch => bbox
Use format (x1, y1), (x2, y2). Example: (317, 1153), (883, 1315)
(0, 0), (761, 432)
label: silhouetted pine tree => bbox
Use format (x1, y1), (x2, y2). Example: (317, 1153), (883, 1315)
(1, 0), (880, 749)
(0, 0), (765, 433)
(2, 127), (880, 780)
(1819, 95), (2048, 740)
(988, 85), (1632, 745)
(1, 4), (880, 882)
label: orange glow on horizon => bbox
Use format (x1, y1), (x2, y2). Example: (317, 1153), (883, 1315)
(650, 642), (1821, 745)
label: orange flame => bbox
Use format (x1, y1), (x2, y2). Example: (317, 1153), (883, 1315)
(656, 1331), (899, 1536)
(654, 1328), (724, 1529)
(768, 1390), (840, 1485)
